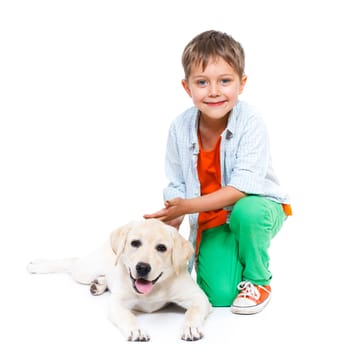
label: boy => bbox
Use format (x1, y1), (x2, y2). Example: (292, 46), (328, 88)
(144, 30), (291, 314)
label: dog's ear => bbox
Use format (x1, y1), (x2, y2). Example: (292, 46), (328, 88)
(110, 221), (136, 265)
(171, 228), (194, 275)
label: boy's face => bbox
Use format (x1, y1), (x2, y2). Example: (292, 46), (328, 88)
(182, 58), (247, 121)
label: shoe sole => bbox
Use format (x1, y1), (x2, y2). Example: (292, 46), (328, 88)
(230, 294), (272, 315)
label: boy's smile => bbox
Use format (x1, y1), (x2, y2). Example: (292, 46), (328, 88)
(204, 100), (227, 107)
(182, 58), (247, 122)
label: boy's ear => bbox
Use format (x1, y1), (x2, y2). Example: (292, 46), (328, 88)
(181, 79), (192, 97)
(239, 74), (247, 94)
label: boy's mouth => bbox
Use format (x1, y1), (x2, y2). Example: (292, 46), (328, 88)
(205, 100), (225, 106)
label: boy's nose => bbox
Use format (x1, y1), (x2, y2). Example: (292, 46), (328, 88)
(209, 83), (220, 96)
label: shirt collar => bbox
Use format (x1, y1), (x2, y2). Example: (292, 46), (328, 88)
(223, 100), (240, 138)
(190, 100), (240, 146)
(190, 108), (199, 154)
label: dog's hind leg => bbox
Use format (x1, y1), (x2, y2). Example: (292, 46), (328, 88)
(90, 275), (108, 296)
(27, 240), (114, 285)
(27, 258), (78, 274)
(27, 257), (106, 286)
(27, 256), (109, 289)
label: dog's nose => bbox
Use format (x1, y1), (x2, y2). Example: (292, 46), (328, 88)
(136, 262), (151, 277)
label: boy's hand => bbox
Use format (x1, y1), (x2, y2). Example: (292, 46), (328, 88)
(163, 216), (184, 230)
(143, 198), (190, 228)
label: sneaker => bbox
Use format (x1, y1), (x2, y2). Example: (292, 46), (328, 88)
(230, 281), (272, 315)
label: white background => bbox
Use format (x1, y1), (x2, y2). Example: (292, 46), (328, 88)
(1, 0), (337, 348)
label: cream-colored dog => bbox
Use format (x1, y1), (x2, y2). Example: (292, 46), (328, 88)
(27, 219), (211, 341)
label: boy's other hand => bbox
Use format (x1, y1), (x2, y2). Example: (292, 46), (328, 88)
(143, 198), (188, 229)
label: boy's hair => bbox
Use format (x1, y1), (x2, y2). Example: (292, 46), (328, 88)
(182, 30), (245, 79)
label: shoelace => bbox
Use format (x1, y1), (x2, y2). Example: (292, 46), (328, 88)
(237, 281), (260, 300)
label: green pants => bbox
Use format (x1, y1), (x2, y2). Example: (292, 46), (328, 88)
(196, 196), (286, 307)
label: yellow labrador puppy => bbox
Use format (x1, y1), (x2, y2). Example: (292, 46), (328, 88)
(27, 219), (211, 341)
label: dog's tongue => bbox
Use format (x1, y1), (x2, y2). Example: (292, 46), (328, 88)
(135, 279), (153, 294)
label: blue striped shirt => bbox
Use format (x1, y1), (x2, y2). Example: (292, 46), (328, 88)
(163, 100), (290, 265)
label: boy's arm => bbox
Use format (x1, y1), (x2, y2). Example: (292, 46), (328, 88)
(144, 186), (245, 224)
(185, 185), (246, 213)
(163, 121), (187, 200)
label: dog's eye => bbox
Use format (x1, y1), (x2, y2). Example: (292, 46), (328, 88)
(156, 244), (167, 252)
(131, 240), (142, 248)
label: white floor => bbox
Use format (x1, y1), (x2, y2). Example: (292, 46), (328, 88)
(2, 215), (336, 350)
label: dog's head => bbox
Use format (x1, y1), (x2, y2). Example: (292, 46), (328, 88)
(110, 219), (194, 295)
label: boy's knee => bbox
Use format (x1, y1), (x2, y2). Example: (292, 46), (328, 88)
(231, 196), (267, 225)
(198, 278), (237, 307)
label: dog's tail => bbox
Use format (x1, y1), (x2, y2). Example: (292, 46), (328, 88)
(27, 258), (78, 274)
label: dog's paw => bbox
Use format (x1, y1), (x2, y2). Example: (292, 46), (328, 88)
(90, 276), (108, 296)
(127, 329), (150, 342)
(181, 326), (204, 341)
(26, 260), (48, 274)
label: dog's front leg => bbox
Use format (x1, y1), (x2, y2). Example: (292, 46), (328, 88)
(108, 298), (150, 342)
(180, 292), (212, 341)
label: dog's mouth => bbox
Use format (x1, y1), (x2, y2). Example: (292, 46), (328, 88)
(129, 270), (163, 295)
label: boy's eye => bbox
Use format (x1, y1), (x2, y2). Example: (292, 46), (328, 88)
(221, 78), (230, 84)
(197, 79), (207, 87)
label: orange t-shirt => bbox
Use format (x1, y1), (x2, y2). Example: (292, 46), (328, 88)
(195, 133), (292, 255)
(196, 134), (227, 254)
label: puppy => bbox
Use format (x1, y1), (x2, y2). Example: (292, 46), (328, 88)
(27, 219), (211, 341)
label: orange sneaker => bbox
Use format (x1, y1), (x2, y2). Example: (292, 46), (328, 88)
(231, 281), (272, 315)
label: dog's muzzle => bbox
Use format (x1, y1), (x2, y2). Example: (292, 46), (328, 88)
(129, 268), (163, 295)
